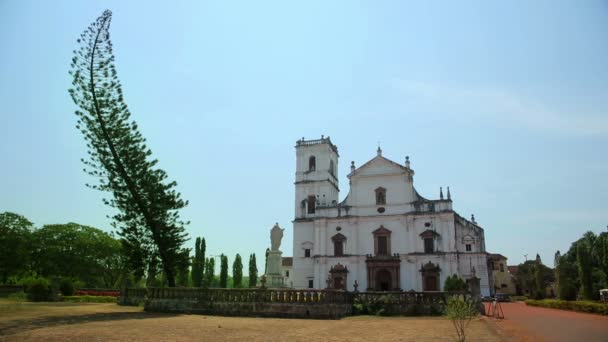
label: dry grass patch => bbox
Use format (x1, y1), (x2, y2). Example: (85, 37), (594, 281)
(0, 300), (501, 341)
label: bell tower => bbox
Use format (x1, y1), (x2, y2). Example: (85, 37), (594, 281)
(294, 136), (339, 218)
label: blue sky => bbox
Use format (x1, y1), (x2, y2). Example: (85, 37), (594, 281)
(1, 1), (607, 272)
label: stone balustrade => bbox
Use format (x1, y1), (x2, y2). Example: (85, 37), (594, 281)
(121, 287), (471, 318)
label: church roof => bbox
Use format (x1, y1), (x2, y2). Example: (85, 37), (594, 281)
(350, 155), (408, 177)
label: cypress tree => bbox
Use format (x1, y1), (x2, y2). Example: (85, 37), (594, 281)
(534, 254), (545, 299)
(577, 242), (593, 300)
(220, 254), (228, 288)
(249, 253), (258, 288)
(68, 10), (188, 287)
(232, 254), (243, 288)
(203, 257), (215, 288)
(192, 238), (202, 287)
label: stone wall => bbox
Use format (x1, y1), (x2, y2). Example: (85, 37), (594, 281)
(352, 291), (469, 316)
(143, 287), (352, 319)
(121, 287), (473, 319)
(118, 287), (146, 306)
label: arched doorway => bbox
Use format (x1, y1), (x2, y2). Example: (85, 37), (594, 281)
(376, 269), (392, 291)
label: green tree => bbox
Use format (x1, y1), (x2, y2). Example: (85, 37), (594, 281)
(534, 254), (545, 299)
(515, 259), (554, 297)
(68, 10), (189, 287)
(176, 248), (191, 287)
(31, 223), (124, 287)
(248, 253), (258, 288)
(444, 275), (468, 292)
(0, 212), (33, 283)
(577, 242), (593, 300)
(192, 237), (206, 287)
(232, 254), (243, 288)
(220, 254), (228, 288)
(203, 257), (215, 288)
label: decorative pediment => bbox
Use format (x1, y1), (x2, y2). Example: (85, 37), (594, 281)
(420, 261), (441, 273)
(372, 225), (392, 236)
(419, 229), (440, 239)
(331, 233), (347, 242)
(330, 263), (348, 273)
(462, 234), (475, 244)
(300, 241), (313, 249)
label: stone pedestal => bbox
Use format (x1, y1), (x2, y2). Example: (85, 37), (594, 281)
(264, 250), (286, 288)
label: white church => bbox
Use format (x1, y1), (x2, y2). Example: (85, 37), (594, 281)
(288, 136), (491, 297)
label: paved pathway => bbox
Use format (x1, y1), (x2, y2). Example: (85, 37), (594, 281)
(490, 301), (608, 342)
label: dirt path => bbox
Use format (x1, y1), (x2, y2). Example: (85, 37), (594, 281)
(490, 302), (608, 342)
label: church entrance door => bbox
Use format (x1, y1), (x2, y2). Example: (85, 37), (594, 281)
(376, 269), (392, 291)
(424, 275), (438, 291)
(333, 276), (343, 290)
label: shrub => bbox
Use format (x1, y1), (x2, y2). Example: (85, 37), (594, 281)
(445, 296), (478, 342)
(62, 295), (117, 303)
(23, 278), (51, 302)
(7, 291), (27, 302)
(59, 278), (74, 296)
(525, 299), (608, 315)
(510, 296), (528, 301)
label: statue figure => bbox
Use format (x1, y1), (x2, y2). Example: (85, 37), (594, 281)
(270, 223), (284, 251)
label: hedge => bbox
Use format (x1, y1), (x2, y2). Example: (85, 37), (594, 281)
(509, 296), (528, 301)
(74, 290), (120, 297)
(525, 299), (608, 315)
(62, 295), (117, 303)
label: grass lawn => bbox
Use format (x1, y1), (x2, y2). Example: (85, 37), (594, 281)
(0, 299), (502, 341)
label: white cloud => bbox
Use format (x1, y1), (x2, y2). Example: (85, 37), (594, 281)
(393, 80), (608, 136)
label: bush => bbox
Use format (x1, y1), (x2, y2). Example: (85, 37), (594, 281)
(7, 291), (27, 302)
(59, 278), (74, 296)
(445, 296), (478, 342)
(525, 299), (608, 315)
(444, 275), (468, 292)
(20, 277), (51, 302)
(62, 295), (117, 303)
(510, 296), (528, 301)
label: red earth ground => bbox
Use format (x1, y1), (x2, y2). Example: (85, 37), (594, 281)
(487, 301), (608, 342)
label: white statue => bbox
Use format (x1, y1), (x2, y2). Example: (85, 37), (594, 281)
(270, 223), (284, 251)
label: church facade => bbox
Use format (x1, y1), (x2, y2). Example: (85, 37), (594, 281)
(291, 136), (491, 296)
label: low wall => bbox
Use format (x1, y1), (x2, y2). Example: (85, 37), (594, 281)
(144, 288), (352, 319)
(120, 287), (473, 319)
(118, 288), (147, 306)
(353, 291), (469, 316)
(0, 285), (24, 297)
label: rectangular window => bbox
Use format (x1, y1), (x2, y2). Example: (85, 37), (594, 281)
(424, 238), (434, 253)
(307, 195), (316, 214)
(285, 270), (289, 277)
(308, 279), (314, 288)
(465, 244), (471, 252)
(499, 263), (504, 272)
(304, 249), (311, 257)
(377, 236), (388, 255)
(334, 241), (344, 256)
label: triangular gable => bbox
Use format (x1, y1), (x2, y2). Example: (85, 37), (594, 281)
(419, 229), (440, 239)
(350, 156), (407, 177)
(372, 225), (392, 235)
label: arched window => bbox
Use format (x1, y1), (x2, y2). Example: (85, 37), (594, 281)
(329, 160), (335, 176)
(307, 195), (316, 214)
(375, 187), (386, 205)
(420, 230), (439, 254)
(373, 226), (392, 256)
(332, 233), (346, 256)
(309, 156), (316, 171)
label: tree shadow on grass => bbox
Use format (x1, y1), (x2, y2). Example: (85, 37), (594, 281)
(0, 311), (178, 336)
